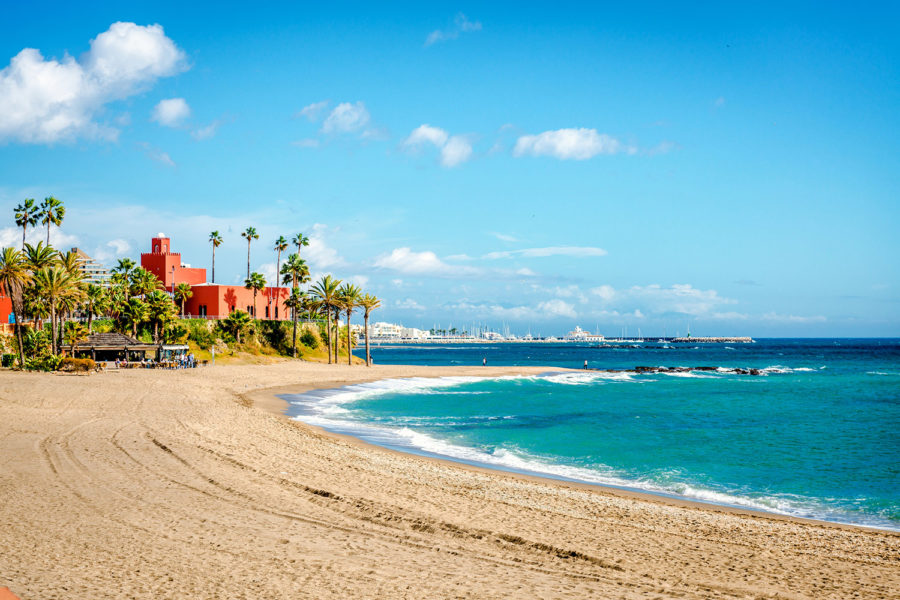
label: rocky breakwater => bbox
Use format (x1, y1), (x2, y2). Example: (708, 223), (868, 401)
(670, 337), (754, 343)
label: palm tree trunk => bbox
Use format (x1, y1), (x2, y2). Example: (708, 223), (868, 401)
(334, 309), (340, 363)
(11, 289), (25, 368)
(246, 240), (251, 279)
(181, 299), (185, 318)
(253, 291), (257, 319)
(346, 310), (352, 366)
(49, 304), (57, 355)
(88, 310), (93, 334)
(22, 226), (26, 250)
(325, 309), (332, 364)
(46, 221), (50, 246)
(364, 313), (371, 367)
(212, 245), (216, 284)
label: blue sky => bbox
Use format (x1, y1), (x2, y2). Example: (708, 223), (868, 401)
(1, 1), (898, 335)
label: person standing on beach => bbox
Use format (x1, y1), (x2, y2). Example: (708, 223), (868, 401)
(584, 360), (588, 369)
(483, 357), (486, 366)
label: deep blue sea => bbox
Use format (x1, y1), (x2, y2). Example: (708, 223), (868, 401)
(282, 339), (900, 530)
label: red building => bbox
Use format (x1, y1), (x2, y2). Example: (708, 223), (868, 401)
(140, 235), (291, 320)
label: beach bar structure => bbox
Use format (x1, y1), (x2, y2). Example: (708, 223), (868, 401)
(73, 332), (158, 362)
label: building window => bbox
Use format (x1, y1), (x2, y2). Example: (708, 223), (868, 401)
(265, 306), (270, 318)
(275, 306), (279, 319)
(154, 244), (159, 252)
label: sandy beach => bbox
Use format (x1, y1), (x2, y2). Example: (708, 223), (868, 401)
(1, 361), (897, 599)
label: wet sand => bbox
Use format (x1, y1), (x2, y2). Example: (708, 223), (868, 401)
(0, 361), (897, 599)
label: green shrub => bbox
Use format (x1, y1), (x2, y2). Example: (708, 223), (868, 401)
(188, 322), (217, 349)
(26, 354), (62, 372)
(1, 353), (15, 368)
(59, 357), (97, 372)
(300, 328), (320, 349)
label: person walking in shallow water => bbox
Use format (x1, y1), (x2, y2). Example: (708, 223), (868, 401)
(584, 359), (588, 369)
(483, 357), (486, 367)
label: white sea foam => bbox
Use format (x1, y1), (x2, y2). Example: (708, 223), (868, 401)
(540, 371), (635, 385)
(662, 371), (716, 379)
(293, 411), (880, 525)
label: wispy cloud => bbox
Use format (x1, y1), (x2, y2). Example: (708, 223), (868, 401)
(298, 100), (330, 121)
(513, 128), (635, 160)
(491, 232), (518, 242)
(322, 101), (371, 134)
(0, 22), (187, 144)
(137, 142), (175, 167)
(425, 13), (482, 46)
(483, 246), (607, 259)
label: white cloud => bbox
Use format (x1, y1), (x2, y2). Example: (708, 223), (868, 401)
(516, 267), (537, 277)
(589, 283), (735, 317)
(402, 124), (473, 168)
(151, 97), (190, 127)
(513, 128), (634, 160)
(441, 135), (473, 167)
(93, 238), (131, 262)
(0, 22), (187, 144)
(537, 299), (577, 319)
(0, 225), (79, 249)
(483, 246), (607, 259)
(298, 100), (330, 121)
(304, 223), (345, 269)
(425, 13), (482, 46)
(348, 274), (369, 288)
(322, 101), (370, 134)
(374, 247), (480, 278)
(396, 298), (425, 310)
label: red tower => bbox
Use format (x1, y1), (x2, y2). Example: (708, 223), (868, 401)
(140, 234), (207, 289)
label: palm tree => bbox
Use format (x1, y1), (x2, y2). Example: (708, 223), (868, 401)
(0, 248), (32, 367)
(39, 196), (65, 246)
(223, 310), (251, 344)
(272, 235), (288, 314)
(24, 242), (58, 270)
(280, 253), (310, 357)
(209, 231), (223, 283)
(64, 321), (88, 356)
(83, 284), (107, 333)
(244, 272), (266, 319)
(358, 293), (381, 367)
(57, 249), (82, 275)
(174, 283), (193, 317)
(120, 297), (149, 338)
(129, 267), (163, 298)
(113, 257), (136, 276)
(284, 288), (307, 357)
(241, 227), (259, 279)
(309, 275), (341, 364)
(14, 198), (39, 249)
(146, 290), (177, 342)
(31, 266), (78, 355)
(292, 233), (310, 260)
(337, 283), (362, 365)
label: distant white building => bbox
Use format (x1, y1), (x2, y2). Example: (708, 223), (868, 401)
(564, 326), (605, 342)
(368, 322), (431, 340)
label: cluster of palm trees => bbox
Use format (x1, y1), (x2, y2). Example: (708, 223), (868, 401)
(1, 195), (385, 368)
(0, 243), (184, 368)
(214, 228), (382, 365)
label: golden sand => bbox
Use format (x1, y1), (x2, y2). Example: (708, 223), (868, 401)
(1, 361), (897, 599)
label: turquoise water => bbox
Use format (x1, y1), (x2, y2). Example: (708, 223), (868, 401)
(284, 340), (900, 529)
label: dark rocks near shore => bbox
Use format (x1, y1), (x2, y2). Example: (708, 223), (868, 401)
(591, 366), (764, 376)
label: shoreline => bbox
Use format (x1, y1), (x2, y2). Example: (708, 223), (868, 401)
(247, 372), (892, 533)
(2, 361), (897, 599)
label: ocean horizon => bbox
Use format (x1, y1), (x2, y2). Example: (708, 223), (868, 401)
(283, 338), (900, 530)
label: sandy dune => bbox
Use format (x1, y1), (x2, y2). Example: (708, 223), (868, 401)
(0, 361), (897, 599)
